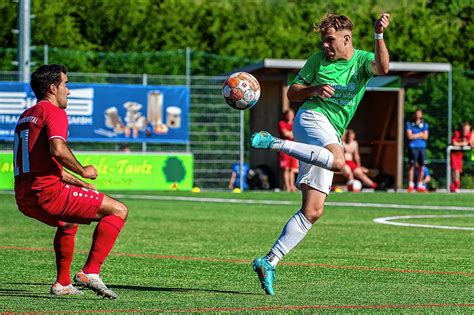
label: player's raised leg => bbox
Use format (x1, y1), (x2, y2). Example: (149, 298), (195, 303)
(251, 131), (344, 172)
(74, 195), (128, 299)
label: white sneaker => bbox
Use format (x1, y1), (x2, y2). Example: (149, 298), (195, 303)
(50, 282), (83, 296)
(74, 270), (118, 299)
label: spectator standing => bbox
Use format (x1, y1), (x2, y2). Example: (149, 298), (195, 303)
(406, 108), (429, 192)
(278, 109), (299, 192)
(450, 122), (473, 192)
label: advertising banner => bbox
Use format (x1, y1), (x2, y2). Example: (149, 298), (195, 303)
(0, 82), (190, 143)
(0, 151), (194, 191)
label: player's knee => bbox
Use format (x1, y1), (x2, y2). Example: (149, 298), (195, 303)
(113, 202), (128, 221)
(304, 205), (324, 223)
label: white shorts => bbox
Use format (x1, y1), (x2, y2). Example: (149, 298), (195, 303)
(293, 109), (342, 195)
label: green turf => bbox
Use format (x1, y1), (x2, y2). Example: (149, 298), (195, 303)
(0, 191), (473, 313)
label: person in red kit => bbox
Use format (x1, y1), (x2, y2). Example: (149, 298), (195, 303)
(13, 64), (127, 298)
(450, 122), (473, 192)
(278, 109), (299, 192)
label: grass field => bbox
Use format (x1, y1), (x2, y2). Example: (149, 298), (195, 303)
(0, 191), (473, 313)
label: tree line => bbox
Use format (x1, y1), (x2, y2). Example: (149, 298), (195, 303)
(0, 0), (472, 164)
(0, 0), (471, 72)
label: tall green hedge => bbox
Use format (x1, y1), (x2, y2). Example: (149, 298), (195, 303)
(0, 0), (472, 73)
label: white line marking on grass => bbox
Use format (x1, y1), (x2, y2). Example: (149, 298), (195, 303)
(110, 194), (474, 212)
(374, 214), (474, 230)
(2, 190), (474, 212)
(326, 202), (474, 211)
(112, 194), (295, 205)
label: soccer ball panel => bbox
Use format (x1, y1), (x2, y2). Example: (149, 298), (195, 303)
(347, 179), (362, 192)
(222, 72), (261, 110)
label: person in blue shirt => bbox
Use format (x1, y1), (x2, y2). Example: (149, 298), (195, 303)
(406, 108), (429, 192)
(228, 162), (249, 191)
(414, 165), (432, 191)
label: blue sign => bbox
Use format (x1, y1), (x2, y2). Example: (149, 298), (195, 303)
(0, 82), (190, 143)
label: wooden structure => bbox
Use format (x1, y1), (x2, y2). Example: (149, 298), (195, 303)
(239, 60), (451, 190)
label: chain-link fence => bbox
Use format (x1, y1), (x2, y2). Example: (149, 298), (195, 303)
(1, 69), (472, 190)
(0, 71), (242, 190)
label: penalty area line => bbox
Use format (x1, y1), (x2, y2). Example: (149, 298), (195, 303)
(374, 214), (474, 230)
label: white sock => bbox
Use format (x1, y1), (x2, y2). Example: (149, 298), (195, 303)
(279, 140), (334, 171)
(265, 210), (313, 267)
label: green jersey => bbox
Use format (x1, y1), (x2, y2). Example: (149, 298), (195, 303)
(293, 49), (375, 136)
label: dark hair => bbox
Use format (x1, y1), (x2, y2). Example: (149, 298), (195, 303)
(344, 128), (355, 144)
(411, 108), (423, 122)
(30, 64), (67, 100)
(314, 14), (353, 34)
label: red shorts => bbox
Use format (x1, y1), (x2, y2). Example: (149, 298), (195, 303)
(346, 160), (358, 171)
(15, 177), (104, 227)
(451, 153), (463, 172)
(279, 152), (298, 170)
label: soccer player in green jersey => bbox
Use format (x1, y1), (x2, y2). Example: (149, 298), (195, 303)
(250, 13), (390, 295)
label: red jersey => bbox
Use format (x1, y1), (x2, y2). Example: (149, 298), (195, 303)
(451, 130), (472, 158)
(14, 100), (68, 186)
(279, 120), (294, 141)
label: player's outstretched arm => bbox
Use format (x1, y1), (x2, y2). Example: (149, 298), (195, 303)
(49, 138), (98, 180)
(371, 13), (390, 75)
(287, 83), (335, 101)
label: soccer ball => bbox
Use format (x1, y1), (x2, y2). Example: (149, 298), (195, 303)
(222, 72), (261, 110)
(347, 179), (362, 192)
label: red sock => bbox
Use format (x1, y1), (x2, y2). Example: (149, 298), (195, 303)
(83, 215), (125, 274)
(371, 183), (378, 189)
(455, 180), (461, 189)
(54, 226), (78, 286)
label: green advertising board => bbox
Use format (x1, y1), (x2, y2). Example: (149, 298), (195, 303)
(0, 151), (193, 191)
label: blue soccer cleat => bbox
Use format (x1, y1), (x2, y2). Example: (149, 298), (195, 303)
(252, 257), (276, 295)
(250, 131), (277, 149)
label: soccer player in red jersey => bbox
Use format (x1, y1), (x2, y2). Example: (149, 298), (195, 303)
(278, 109), (298, 192)
(450, 122), (473, 192)
(13, 64), (127, 298)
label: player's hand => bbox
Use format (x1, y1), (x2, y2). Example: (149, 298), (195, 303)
(315, 84), (335, 98)
(375, 13), (390, 34)
(82, 165), (98, 180)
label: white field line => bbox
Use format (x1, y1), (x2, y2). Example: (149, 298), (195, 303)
(110, 194), (474, 212)
(2, 190), (474, 212)
(325, 202), (474, 212)
(374, 214), (474, 230)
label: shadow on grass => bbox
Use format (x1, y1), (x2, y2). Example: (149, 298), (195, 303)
(108, 284), (255, 295)
(5, 282), (255, 296)
(0, 288), (57, 299)
(1, 284), (97, 300)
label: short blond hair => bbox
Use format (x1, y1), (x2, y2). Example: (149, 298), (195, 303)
(314, 14), (353, 34)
